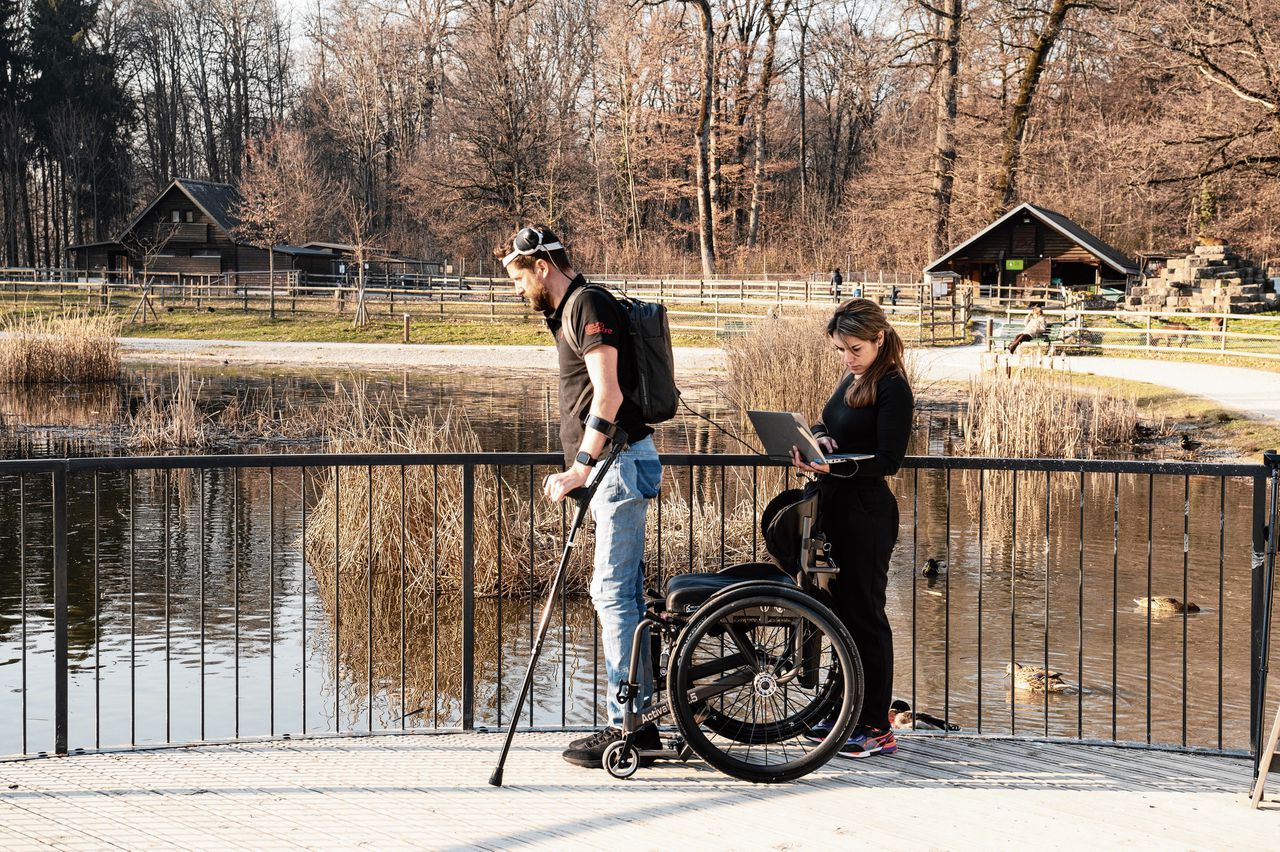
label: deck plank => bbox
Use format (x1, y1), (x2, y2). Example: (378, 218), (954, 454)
(0, 733), (1274, 849)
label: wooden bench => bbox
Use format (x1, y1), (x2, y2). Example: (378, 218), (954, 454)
(991, 320), (1092, 354)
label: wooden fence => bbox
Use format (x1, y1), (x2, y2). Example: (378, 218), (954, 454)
(0, 268), (972, 345)
(992, 305), (1280, 361)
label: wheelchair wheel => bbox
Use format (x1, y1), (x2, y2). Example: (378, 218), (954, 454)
(667, 584), (862, 783)
(602, 740), (641, 779)
(700, 661), (841, 745)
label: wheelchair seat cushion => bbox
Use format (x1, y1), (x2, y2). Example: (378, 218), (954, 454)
(664, 562), (796, 612)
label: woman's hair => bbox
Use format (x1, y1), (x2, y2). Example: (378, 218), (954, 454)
(492, 224), (572, 275)
(826, 298), (909, 408)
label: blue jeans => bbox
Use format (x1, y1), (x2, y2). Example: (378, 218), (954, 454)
(588, 436), (661, 727)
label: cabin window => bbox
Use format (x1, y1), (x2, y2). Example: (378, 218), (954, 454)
(170, 210), (181, 222)
(184, 210), (196, 223)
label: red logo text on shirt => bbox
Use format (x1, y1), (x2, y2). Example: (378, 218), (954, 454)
(584, 321), (613, 336)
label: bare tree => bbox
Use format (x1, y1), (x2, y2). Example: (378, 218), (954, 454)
(341, 190), (381, 327)
(991, 0), (1110, 214)
(122, 220), (181, 323)
(921, 0), (962, 261)
(650, 0), (716, 275)
(1142, 0), (1280, 180)
(235, 126), (323, 320)
(746, 0), (787, 247)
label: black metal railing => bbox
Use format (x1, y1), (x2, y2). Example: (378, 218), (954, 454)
(0, 452), (1275, 764)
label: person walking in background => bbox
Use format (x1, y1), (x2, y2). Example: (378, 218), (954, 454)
(497, 225), (663, 768)
(830, 268), (843, 302)
(791, 298), (914, 759)
(1007, 303), (1048, 353)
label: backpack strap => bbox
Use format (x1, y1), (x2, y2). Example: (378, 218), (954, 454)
(560, 283), (614, 354)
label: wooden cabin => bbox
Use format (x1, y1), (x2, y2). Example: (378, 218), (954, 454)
(924, 203), (1138, 304)
(67, 178), (440, 281)
(68, 178), (292, 277)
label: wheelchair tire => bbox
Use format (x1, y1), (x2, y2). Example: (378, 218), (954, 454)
(667, 584), (862, 783)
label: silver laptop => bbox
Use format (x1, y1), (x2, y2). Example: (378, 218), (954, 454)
(746, 410), (875, 465)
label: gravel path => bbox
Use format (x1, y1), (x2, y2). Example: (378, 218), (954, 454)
(914, 344), (1280, 423)
(119, 337), (1280, 423)
(119, 336), (728, 374)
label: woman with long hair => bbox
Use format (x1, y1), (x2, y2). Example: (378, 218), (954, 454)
(791, 298), (914, 758)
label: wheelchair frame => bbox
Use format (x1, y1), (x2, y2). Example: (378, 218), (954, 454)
(604, 493), (865, 783)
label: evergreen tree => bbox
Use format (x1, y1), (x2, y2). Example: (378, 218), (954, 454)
(0, 0), (28, 264)
(27, 0), (131, 248)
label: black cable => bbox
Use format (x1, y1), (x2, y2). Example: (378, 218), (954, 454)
(677, 393), (763, 455)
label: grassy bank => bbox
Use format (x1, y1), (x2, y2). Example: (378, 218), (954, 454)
(1017, 368), (1280, 460)
(0, 303), (723, 347)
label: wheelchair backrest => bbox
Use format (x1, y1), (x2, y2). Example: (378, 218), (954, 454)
(760, 487), (820, 573)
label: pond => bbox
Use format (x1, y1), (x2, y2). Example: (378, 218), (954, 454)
(0, 363), (1273, 757)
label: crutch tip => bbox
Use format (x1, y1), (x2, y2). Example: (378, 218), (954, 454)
(488, 769), (504, 787)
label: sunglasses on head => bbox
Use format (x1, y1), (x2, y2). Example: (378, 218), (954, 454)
(501, 227), (563, 267)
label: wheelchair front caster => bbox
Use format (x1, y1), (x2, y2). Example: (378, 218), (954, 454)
(602, 740), (641, 779)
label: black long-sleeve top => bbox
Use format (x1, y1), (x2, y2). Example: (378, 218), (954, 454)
(810, 371), (913, 479)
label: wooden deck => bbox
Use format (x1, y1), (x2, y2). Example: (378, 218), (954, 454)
(0, 732), (1274, 849)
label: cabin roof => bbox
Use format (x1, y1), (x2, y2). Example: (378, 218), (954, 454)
(924, 203), (1139, 276)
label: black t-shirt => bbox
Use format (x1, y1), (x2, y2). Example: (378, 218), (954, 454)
(811, 371), (913, 479)
(544, 275), (653, 463)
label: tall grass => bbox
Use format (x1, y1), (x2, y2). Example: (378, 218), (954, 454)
(0, 311), (120, 383)
(129, 364), (206, 449)
(722, 309), (845, 423)
(960, 370), (1138, 458)
(302, 383), (758, 610)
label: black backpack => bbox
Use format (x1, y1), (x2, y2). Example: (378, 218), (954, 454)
(563, 284), (680, 423)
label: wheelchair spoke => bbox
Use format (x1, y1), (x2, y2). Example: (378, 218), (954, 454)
(669, 589), (862, 780)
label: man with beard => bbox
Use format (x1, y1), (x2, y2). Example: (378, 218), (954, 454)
(497, 225), (662, 767)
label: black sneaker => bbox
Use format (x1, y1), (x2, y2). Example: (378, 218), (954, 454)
(561, 725), (662, 768)
(566, 730), (602, 751)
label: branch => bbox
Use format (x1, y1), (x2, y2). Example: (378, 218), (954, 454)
(1143, 154), (1280, 185)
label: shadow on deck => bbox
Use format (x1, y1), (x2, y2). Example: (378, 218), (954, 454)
(0, 732), (1274, 849)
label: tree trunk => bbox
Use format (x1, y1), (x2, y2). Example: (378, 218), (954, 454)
(928, 0), (962, 262)
(747, 3), (782, 248)
(993, 0), (1072, 215)
(690, 0), (716, 277)
(796, 8), (809, 210)
(268, 243), (276, 321)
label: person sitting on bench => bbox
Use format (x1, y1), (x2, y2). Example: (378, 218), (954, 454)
(1007, 304), (1047, 353)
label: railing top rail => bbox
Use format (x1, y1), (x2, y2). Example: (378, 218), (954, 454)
(0, 452), (1268, 478)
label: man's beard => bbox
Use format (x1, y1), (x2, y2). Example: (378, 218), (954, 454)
(530, 285), (553, 313)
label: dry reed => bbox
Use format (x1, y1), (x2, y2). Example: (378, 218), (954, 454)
(129, 364), (208, 449)
(958, 369), (1140, 547)
(302, 383), (762, 613)
(0, 311), (120, 383)
(960, 370), (1138, 458)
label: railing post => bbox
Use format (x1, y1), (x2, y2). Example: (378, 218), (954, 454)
(53, 464), (68, 755)
(462, 463), (475, 730)
(1252, 450), (1279, 780)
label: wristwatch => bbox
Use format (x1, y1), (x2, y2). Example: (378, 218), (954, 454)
(575, 450), (598, 468)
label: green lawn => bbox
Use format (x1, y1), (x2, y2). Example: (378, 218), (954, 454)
(0, 298), (722, 347)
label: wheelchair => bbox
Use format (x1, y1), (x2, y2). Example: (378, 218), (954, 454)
(601, 485), (865, 783)
(490, 436), (864, 787)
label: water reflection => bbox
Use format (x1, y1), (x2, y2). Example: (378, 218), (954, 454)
(0, 365), (1274, 759)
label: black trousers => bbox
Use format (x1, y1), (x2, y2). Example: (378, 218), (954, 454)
(819, 478), (898, 729)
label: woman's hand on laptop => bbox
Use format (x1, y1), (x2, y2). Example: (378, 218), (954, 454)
(790, 445), (830, 474)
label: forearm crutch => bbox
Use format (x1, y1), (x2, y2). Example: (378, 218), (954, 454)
(489, 430), (629, 787)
